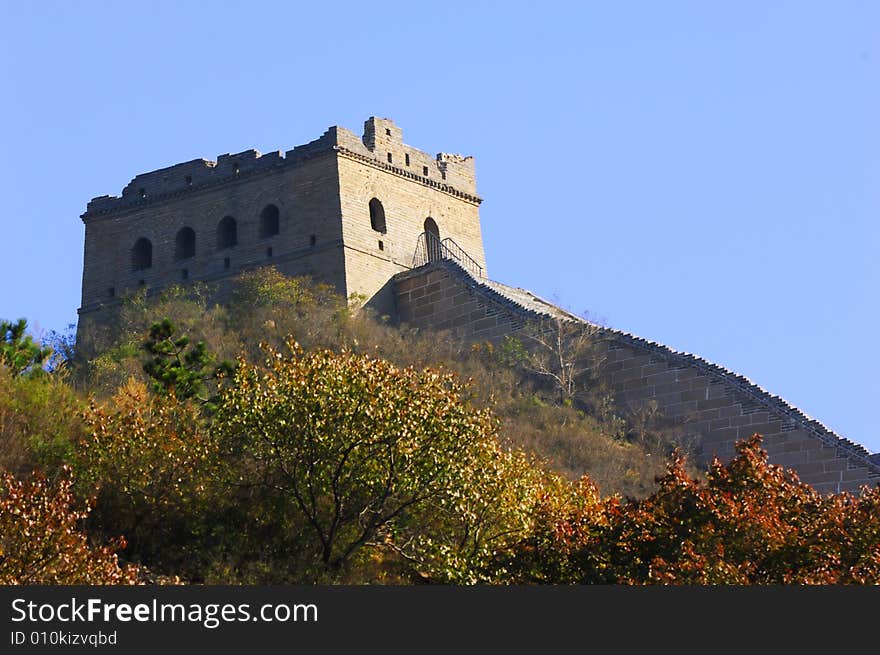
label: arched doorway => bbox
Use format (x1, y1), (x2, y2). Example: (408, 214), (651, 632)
(424, 217), (441, 262)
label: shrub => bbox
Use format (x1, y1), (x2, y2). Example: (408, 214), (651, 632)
(0, 467), (137, 584)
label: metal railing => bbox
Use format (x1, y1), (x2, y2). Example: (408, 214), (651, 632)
(411, 231), (484, 278)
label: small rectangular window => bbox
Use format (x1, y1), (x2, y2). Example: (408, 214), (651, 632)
(310, 234), (316, 247)
(385, 128), (391, 136)
(138, 279), (145, 286)
(108, 287), (115, 298)
(405, 153), (410, 166)
(441, 170), (447, 180)
(378, 240), (384, 251)
(387, 152), (393, 163)
(181, 269), (188, 280)
(422, 166), (429, 176)
(139, 188), (146, 198)
(224, 257), (230, 269)
(185, 175), (192, 186)
(266, 247), (273, 258)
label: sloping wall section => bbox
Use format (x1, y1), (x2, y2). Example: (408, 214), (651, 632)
(394, 260), (880, 493)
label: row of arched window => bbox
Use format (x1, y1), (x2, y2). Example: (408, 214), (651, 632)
(130, 199), (442, 273)
(131, 204), (280, 271)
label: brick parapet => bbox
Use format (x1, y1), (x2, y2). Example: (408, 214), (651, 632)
(82, 118), (480, 220)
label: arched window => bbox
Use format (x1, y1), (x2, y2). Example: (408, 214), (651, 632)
(131, 237), (152, 271)
(217, 216), (238, 249)
(424, 217), (441, 262)
(175, 227), (196, 260)
(369, 198), (386, 233)
(259, 204), (280, 238)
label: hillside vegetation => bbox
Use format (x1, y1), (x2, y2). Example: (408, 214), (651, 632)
(1, 270), (878, 585)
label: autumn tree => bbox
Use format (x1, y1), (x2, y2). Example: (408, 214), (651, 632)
(570, 435), (880, 584)
(0, 467), (137, 584)
(213, 340), (542, 582)
(76, 380), (221, 572)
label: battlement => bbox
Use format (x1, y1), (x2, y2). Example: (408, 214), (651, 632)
(83, 118), (478, 218)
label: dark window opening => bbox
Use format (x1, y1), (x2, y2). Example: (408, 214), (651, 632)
(310, 234), (316, 247)
(217, 216), (238, 249)
(138, 188), (146, 199)
(175, 227), (196, 260)
(224, 257), (230, 269)
(131, 237), (153, 271)
(387, 152), (393, 163)
(259, 204), (280, 238)
(405, 153), (410, 166)
(185, 175), (192, 186)
(422, 166), (429, 176)
(441, 170), (447, 180)
(378, 240), (384, 251)
(368, 198), (387, 233)
(108, 287), (115, 298)
(233, 162), (240, 175)
(266, 247), (273, 258)
(385, 128), (391, 136)
(138, 279), (145, 286)
(181, 268), (189, 280)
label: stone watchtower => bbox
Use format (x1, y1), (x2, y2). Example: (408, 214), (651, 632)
(77, 117), (486, 329)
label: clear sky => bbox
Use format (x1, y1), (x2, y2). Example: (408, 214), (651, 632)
(2, 2), (878, 452)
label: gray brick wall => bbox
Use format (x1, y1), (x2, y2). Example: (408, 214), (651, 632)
(394, 260), (880, 494)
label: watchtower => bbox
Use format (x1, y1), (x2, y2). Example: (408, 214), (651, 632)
(77, 117), (486, 331)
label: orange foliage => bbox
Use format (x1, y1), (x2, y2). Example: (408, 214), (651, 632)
(0, 467), (137, 584)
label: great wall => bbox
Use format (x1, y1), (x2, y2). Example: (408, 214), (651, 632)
(77, 117), (880, 492)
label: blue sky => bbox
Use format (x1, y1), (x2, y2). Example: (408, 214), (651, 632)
(2, 2), (878, 451)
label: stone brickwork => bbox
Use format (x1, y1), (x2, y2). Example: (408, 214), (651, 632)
(394, 260), (880, 493)
(78, 117), (484, 332)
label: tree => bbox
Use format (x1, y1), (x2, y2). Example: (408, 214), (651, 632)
(500, 317), (603, 405)
(0, 318), (52, 376)
(213, 340), (539, 581)
(0, 467), (137, 584)
(142, 318), (235, 411)
(571, 435), (880, 584)
(76, 379), (220, 572)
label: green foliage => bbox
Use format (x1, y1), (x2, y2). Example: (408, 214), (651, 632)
(0, 318), (52, 376)
(77, 284), (236, 398)
(142, 318), (235, 412)
(0, 467), (137, 584)
(213, 340), (538, 582)
(0, 365), (84, 475)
